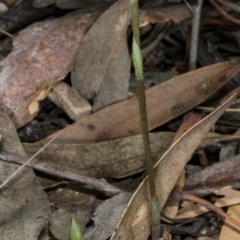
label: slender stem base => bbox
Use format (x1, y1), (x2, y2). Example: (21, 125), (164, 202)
(130, 0), (161, 239)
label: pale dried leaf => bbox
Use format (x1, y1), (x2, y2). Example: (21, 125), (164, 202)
(219, 204), (240, 239)
(0, 111), (50, 239)
(214, 187), (240, 207)
(47, 82), (92, 121)
(24, 132), (174, 178)
(71, 0), (130, 111)
(110, 92), (237, 240)
(162, 114), (201, 220)
(160, 229), (171, 240)
(163, 170), (185, 220)
(84, 192), (132, 240)
(176, 201), (208, 219)
(0, 163), (50, 239)
(24, 131), (232, 180)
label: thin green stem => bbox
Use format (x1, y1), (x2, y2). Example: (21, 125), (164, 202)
(130, 0), (140, 46)
(130, 0), (160, 239)
(131, 0), (156, 200)
(132, 39), (156, 198)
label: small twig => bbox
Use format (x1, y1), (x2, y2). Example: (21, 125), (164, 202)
(0, 125), (123, 197)
(189, 0), (203, 71)
(198, 150), (208, 168)
(183, 0), (193, 12)
(210, 0), (240, 26)
(0, 28), (14, 38)
(0, 151), (123, 197)
(185, 182), (240, 197)
(195, 106), (240, 113)
(0, 129), (65, 189)
(216, 0), (240, 13)
(172, 191), (240, 229)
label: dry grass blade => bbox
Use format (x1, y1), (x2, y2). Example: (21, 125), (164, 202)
(110, 91), (237, 240)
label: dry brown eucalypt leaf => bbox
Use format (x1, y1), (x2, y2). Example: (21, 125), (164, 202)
(23, 131), (173, 178)
(71, 0), (130, 112)
(110, 91), (238, 240)
(41, 59), (240, 144)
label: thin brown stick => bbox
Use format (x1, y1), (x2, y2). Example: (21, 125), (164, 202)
(210, 0), (240, 26)
(0, 151), (123, 197)
(189, 0), (203, 71)
(216, 0), (240, 13)
(172, 191), (240, 229)
(183, 0), (193, 12)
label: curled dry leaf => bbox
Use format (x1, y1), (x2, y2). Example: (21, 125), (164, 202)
(0, 111), (50, 239)
(23, 132), (174, 178)
(0, 9), (100, 128)
(71, 0), (130, 112)
(41, 60), (240, 144)
(110, 92), (237, 240)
